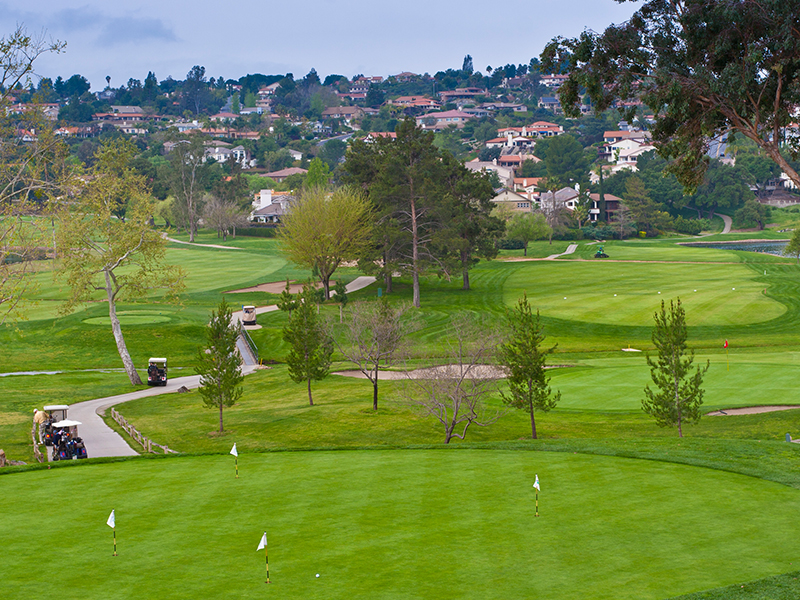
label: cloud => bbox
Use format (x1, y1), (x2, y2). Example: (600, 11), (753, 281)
(96, 16), (178, 45)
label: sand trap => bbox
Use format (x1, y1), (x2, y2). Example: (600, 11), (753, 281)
(225, 280), (330, 294)
(333, 365), (508, 380)
(707, 405), (800, 416)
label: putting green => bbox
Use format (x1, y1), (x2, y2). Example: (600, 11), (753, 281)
(552, 352), (800, 411)
(2, 451), (798, 599)
(505, 262), (782, 326)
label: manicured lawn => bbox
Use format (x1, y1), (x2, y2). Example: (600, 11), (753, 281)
(2, 450), (800, 600)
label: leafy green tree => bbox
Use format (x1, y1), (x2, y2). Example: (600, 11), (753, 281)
(318, 138), (347, 170)
(734, 199), (771, 230)
(342, 118), (449, 307)
(57, 140), (185, 385)
(279, 186), (373, 299)
(643, 299), (709, 438)
(498, 293), (561, 439)
(436, 159), (504, 289)
(534, 134), (589, 187)
(167, 135), (209, 242)
(283, 285), (333, 406)
(543, 0), (800, 190)
(690, 161), (753, 220)
(783, 229), (800, 264)
(624, 176), (672, 235)
(304, 157), (331, 188)
(196, 299), (244, 433)
(506, 212), (551, 256)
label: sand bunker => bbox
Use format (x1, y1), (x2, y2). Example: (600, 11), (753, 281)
(707, 405), (800, 416)
(333, 364), (508, 380)
(225, 280), (330, 294)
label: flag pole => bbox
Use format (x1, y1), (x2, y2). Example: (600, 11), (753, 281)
(235, 455), (239, 479)
(113, 527), (117, 556)
(265, 535), (270, 584)
(535, 490), (539, 517)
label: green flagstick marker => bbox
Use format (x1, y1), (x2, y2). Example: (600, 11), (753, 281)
(230, 443), (239, 479)
(107, 509), (117, 556)
(533, 475), (540, 517)
(257, 532), (270, 583)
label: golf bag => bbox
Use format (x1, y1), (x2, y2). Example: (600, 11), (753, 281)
(74, 437), (87, 459)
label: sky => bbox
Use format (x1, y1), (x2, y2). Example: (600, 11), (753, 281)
(0, 1), (640, 91)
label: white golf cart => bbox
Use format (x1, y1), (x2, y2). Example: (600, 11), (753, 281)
(147, 358), (168, 386)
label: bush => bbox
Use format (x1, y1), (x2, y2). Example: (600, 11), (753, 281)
(580, 225), (615, 240)
(236, 226), (278, 238)
(673, 216), (710, 235)
(496, 238), (524, 250)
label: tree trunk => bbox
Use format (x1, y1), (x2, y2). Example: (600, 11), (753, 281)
(385, 271), (392, 294)
(411, 194), (421, 308)
(105, 270), (142, 385)
(373, 379), (379, 411)
(462, 265), (470, 290)
(530, 408), (538, 440)
(219, 402), (224, 433)
(523, 243), (528, 257)
(307, 377), (314, 406)
(462, 249), (470, 290)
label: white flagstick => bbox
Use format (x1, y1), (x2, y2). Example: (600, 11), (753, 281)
(533, 475), (540, 517)
(257, 532), (270, 583)
(107, 510), (117, 555)
(230, 443), (238, 478)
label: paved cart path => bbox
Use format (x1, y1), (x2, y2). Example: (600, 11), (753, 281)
(68, 277), (377, 459)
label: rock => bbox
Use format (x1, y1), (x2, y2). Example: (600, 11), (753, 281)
(177, 386), (190, 393)
(0, 449), (5, 467)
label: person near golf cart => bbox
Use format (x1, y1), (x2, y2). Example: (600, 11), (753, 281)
(147, 358), (168, 386)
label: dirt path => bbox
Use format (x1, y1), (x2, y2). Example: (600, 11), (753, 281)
(164, 235), (243, 250)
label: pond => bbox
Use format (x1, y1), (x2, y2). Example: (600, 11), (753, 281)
(682, 241), (788, 255)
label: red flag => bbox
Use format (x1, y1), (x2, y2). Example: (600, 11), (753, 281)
(723, 340), (728, 349)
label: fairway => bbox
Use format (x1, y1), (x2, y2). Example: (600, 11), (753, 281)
(504, 261), (782, 326)
(2, 451), (798, 600)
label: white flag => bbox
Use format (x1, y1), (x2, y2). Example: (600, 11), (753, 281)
(533, 474), (540, 492)
(257, 532), (267, 551)
(107, 510), (115, 529)
(230, 443), (238, 458)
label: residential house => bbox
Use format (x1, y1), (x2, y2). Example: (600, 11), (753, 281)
(250, 189), (295, 224)
(262, 167), (308, 182)
(364, 132), (397, 142)
(480, 102), (527, 113)
(540, 74), (569, 89)
(491, 189), (535, 214)
(438, 87), (485, 102)
(110, 105), (144, 114)
(322, 106), (363, 125)
(588, 192), (622, 222)
(538, 97), (562, 113)
(415, 110), (475, 131)
(393, 72), (419, 82)
(388, 96), (441, 110)
(210, 112), (239, 123)
(464, 159), (515, 188)
(514, 178), (543, 195)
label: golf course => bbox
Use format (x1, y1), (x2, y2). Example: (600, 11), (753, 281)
(3, 222), (800, 599)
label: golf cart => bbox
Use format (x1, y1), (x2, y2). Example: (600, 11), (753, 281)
(242, 305), (257, 326)
(42, 405), (69, 446)
(147, 358), (168, 386)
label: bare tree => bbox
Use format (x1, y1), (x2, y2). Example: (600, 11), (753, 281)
(333, 299), (415, 410)
(0, 27), (68, 324)
(401, 315), (503, 443)
(168, 137), (207, 242)
(203, 195), (249, 241)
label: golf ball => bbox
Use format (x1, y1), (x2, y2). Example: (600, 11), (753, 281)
(316, 574), (320, 578)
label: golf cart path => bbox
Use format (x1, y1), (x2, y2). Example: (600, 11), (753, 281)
(164, 235), (243, 250)
(231, 276), (377, 328)
(69, 367), (258, 458)
(720, 214), (732, 234)
(71, 277), (376, 459)
(545, 243), (578, 259)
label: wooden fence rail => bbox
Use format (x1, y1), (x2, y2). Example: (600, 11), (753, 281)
(110, 408), (177, 454)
